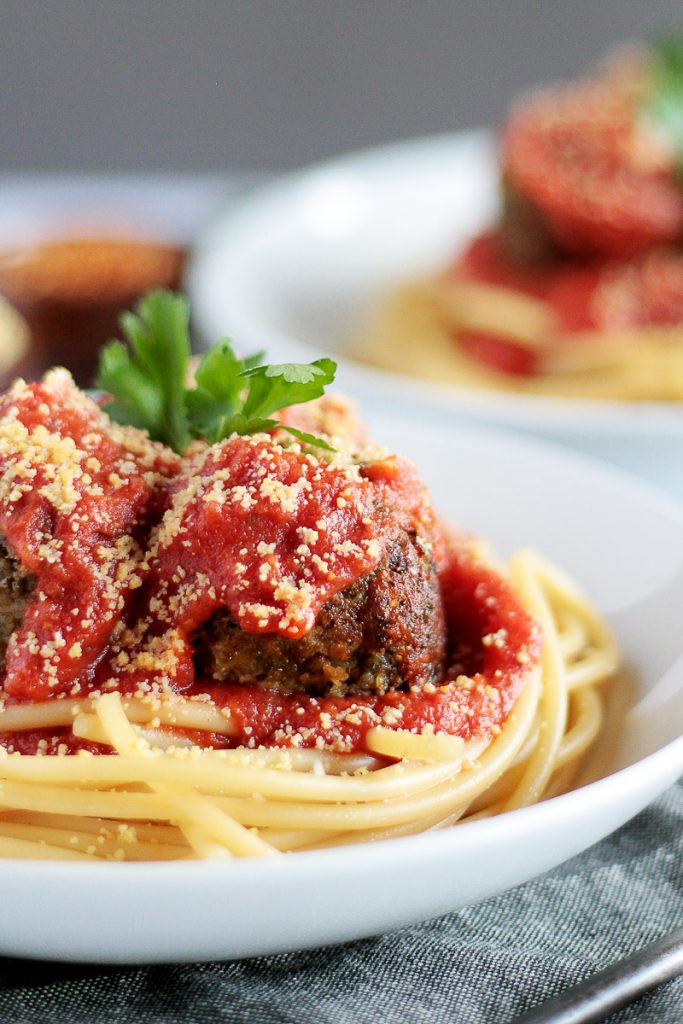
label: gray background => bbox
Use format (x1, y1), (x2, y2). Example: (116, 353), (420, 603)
(1, 0), (681, 173)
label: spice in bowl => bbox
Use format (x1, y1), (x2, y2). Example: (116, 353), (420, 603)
(0, 237), (186, 386)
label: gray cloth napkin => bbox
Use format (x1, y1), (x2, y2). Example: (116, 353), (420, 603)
(0, 780), (680, 1024)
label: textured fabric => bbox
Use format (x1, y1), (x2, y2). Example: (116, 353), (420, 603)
(0, 782), (680, 1024)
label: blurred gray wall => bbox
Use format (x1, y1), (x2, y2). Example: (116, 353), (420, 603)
(1, 0), (681, 172)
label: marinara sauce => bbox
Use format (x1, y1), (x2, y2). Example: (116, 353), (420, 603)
(0, 394), (542, 756)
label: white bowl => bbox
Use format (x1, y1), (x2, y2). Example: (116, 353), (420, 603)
(1, 414), (682, 963)
(187, 131), (683, 501)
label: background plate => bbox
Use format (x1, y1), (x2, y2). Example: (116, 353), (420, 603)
(188, 131), (683, 500)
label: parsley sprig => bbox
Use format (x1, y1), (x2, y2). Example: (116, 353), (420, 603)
(96, 290), (337, 454)
(646, 34), (683, 178)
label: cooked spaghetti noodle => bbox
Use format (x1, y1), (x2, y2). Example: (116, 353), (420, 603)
(0, 549), (618, 861)
(358, 276), (683, 402)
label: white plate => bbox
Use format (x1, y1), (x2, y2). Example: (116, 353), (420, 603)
(1, 414), (683, 963)
(187, 131), (683, 500)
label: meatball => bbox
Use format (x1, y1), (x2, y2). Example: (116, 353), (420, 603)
(0, 542), (34, 673)
(193, 529), (446, 698)
(498, 181), (561, 267)
(500, 66), (683, 260)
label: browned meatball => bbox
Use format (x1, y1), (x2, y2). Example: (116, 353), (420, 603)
(193, 530), (446, 698)
(498, 181), (561, 267)
(0, 542), (34, 673)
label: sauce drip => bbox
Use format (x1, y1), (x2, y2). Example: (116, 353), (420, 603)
(0, 370), (179, 699)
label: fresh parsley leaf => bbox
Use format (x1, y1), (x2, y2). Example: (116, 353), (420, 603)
(184, 341), (244, 443)
(97, 290), (192, 453)
(96, 340), (163, 433)
(216, 414), (281, 437)
(96, 291), (337, 454)
(266, 363), (331, 384)
(242, 349), (266, 371)
(241, 359), (336, 420)
(646, 34), (683, 177)
(278, 425), (336, 452)
(194, 341), (244, 407)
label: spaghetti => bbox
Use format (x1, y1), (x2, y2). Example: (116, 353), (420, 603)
(0, 547), (617, 862)
(0, 348), (618, 861)
(358, 271), (683, 402)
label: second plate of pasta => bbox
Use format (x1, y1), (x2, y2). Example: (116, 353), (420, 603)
(188, 131), (683, 498)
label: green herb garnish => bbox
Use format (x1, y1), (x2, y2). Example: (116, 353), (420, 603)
(96, 290), (337, 454)
(645, 34), (683, 178)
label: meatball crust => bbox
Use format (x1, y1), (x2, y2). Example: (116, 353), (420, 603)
(193, 530), (446, 698)
(0, 542), (34, 673)
(498, 181), (561, 267)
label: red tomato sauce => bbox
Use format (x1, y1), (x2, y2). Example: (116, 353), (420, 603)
(501, 74), (683, 258)
(188, 545), (542, 752)
(452, 233), (683, 377)
(0, 389), (541, 756)
(0, 535), (541, 756)
(105, 435), (437, 694)
(0, 371), (179, 700)
(452, 233), (601, 376)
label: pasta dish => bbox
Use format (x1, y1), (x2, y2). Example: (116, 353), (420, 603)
(0, 292), (618, 860)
